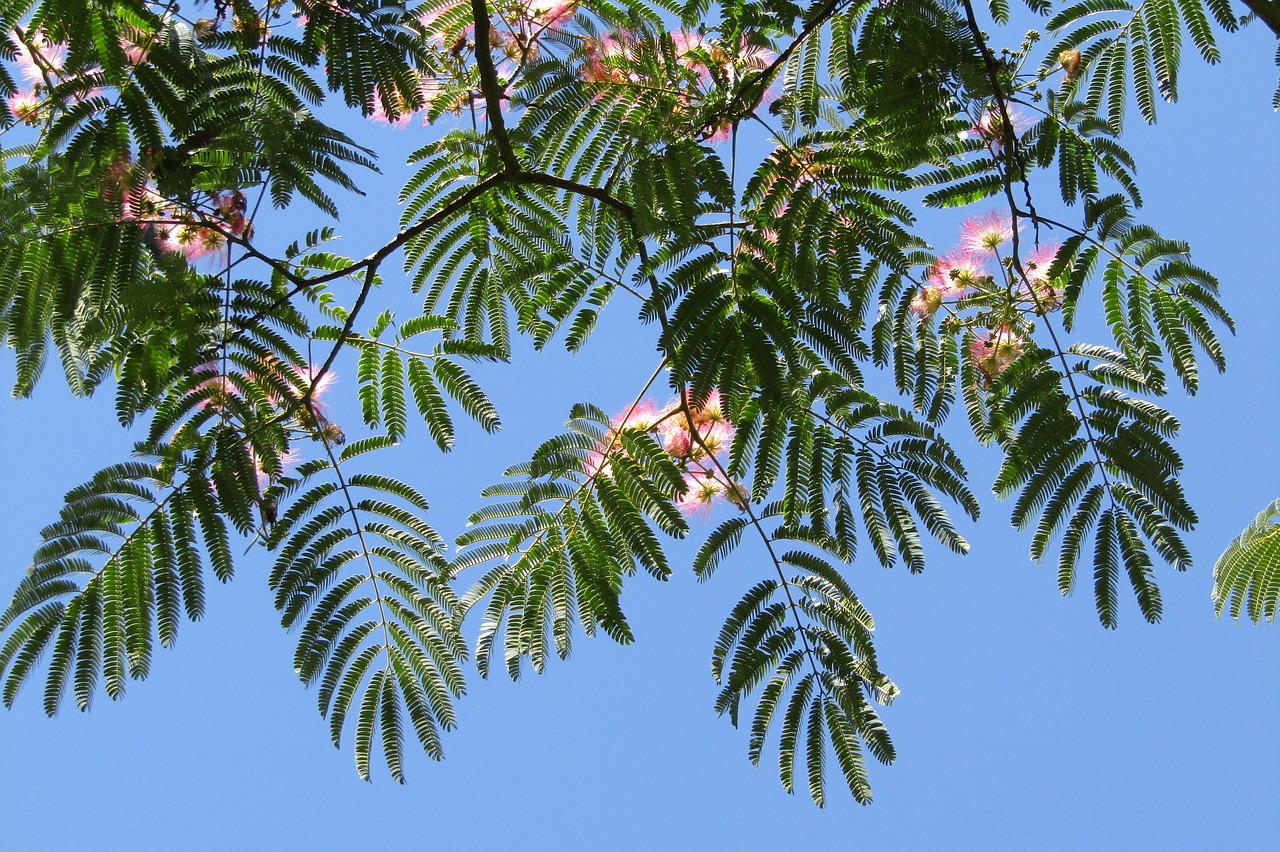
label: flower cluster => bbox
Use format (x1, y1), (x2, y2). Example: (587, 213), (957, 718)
(189, 358), (337, 511)
(910, 210), (1065, 383)
(586, 390), (748, 519)
(964, 106), (1029, 153)
(5, 25), (149, 126)
(579, 29), (775, 143)
(119, 179), (250, 264)
(968, 326), (1026, 378)
(6, 29), (67, 125)
(367, 76), (444, 128)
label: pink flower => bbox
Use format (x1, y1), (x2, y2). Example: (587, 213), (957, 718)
(6, 90), (41, 124)
(368, 85), (412, 128)
(677, 471), (725, 518)
(659, 420), (692, 458)
(1018, 243), (1063, 313)
(120, 36), (148, 68)
(703, 121), (732, 145)
(910, 286), (943, 320)
(959, 211), (1019, 254)
(156, 223), (226, 263)
(692, 389), (727, 426)
(296, 364), (337, 419)
(676, 470), (748, 518)
(691, 421), (734, 458)
(579, 32), (646, 86)
(969, 326), (1026, 378)
(527, 0), (577, 28)
(122, 183), (168, 222)
(191, 361), (239, 410)
(966, 106), (1028, 152)
(583, 447), (612, 479)
(253, 447), (302, 489)
(737, 38), (776, 72)
(612, 399), (660, 432)
(928, 249), (987, 297)
(419, 0), (472, 49)
(10, 31), (66, 82)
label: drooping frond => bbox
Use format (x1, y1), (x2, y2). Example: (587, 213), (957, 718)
(709, 528), (897, 806)
(456, 402), (689, 679)
(266, 438), (465, 781)
(1212, 499), (1280, 625)
(0, 444), (233, 713)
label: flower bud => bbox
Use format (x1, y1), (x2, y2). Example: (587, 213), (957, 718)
(1059, 50), (1082, 80)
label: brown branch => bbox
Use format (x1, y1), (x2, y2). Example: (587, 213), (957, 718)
(470, 0), (522, 173)
(1240, 0), (1280, 37)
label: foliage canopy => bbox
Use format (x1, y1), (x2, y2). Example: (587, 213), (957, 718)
(1, 0), (1275, 804)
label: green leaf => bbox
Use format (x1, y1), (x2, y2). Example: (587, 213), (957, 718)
(1212, 499), (1280, 624)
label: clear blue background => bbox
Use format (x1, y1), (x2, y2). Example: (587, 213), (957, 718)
(1, 17), (1277, 851)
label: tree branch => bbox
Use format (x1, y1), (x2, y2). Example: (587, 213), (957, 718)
(1240, 0), (1280, 37)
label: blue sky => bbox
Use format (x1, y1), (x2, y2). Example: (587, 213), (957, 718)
(1, 14), (1277, 851)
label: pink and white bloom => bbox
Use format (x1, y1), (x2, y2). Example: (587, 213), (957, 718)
(969, 326), (1026, 378)
(928, 249), (987, 297)
(368, 85), (413, 128)
(677, 471), (725, 518)
(6, 90), (40, 124)
(10, 30), (66, 82)
(965, 106), (1028, 152)
(191, 361), (240, 410)
(295, 364), (337, 419)
(910, 286), (944, 320)
(959, 211), (1019, 254)
(691, 420), (734, 458)
(527, 0), (577, 29)
(583, 446), (613, 479)
(692, 389), (727, 426)
(253, 447), (302, 489)
(658, 418), (692, 458)
(1018, 242), (1063, 312)
(676, 470), (748, 517)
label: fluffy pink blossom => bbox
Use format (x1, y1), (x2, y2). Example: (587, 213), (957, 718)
(419, 0), (472, 49)
(691, 420), (734, 458)
(670, 31), (722, 83)
(966, 106), (1028, 152)
(928, 249), (987, 297)
(676, 470), (748, 518)
(527, 0), (577, 28)
(120, 35), (149, 68)
(10, 30), (66, 82)
(191, 361), (239, 410)
(703, 121), (732, 144)
(613, 399), (660, 432)
(253, 447), (302, 489)
(6, 90), (40, 124)
(959, 211), (1019, 254)
(738, 39), (777, 72)
(677, 471), (724, 518)
(583, 447), (612, 479)
(156, 222), (229, 263)
(580, 33), (642, 85)
(121, 183), (168, 222)
(692, 389), (727, 426)
(969, 326), (1026, 378)
(368, 85), (413, 128)
(658, 419), (692, 458)
(296, 364), (337, 419)
(1018, 243), (1063, 312)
